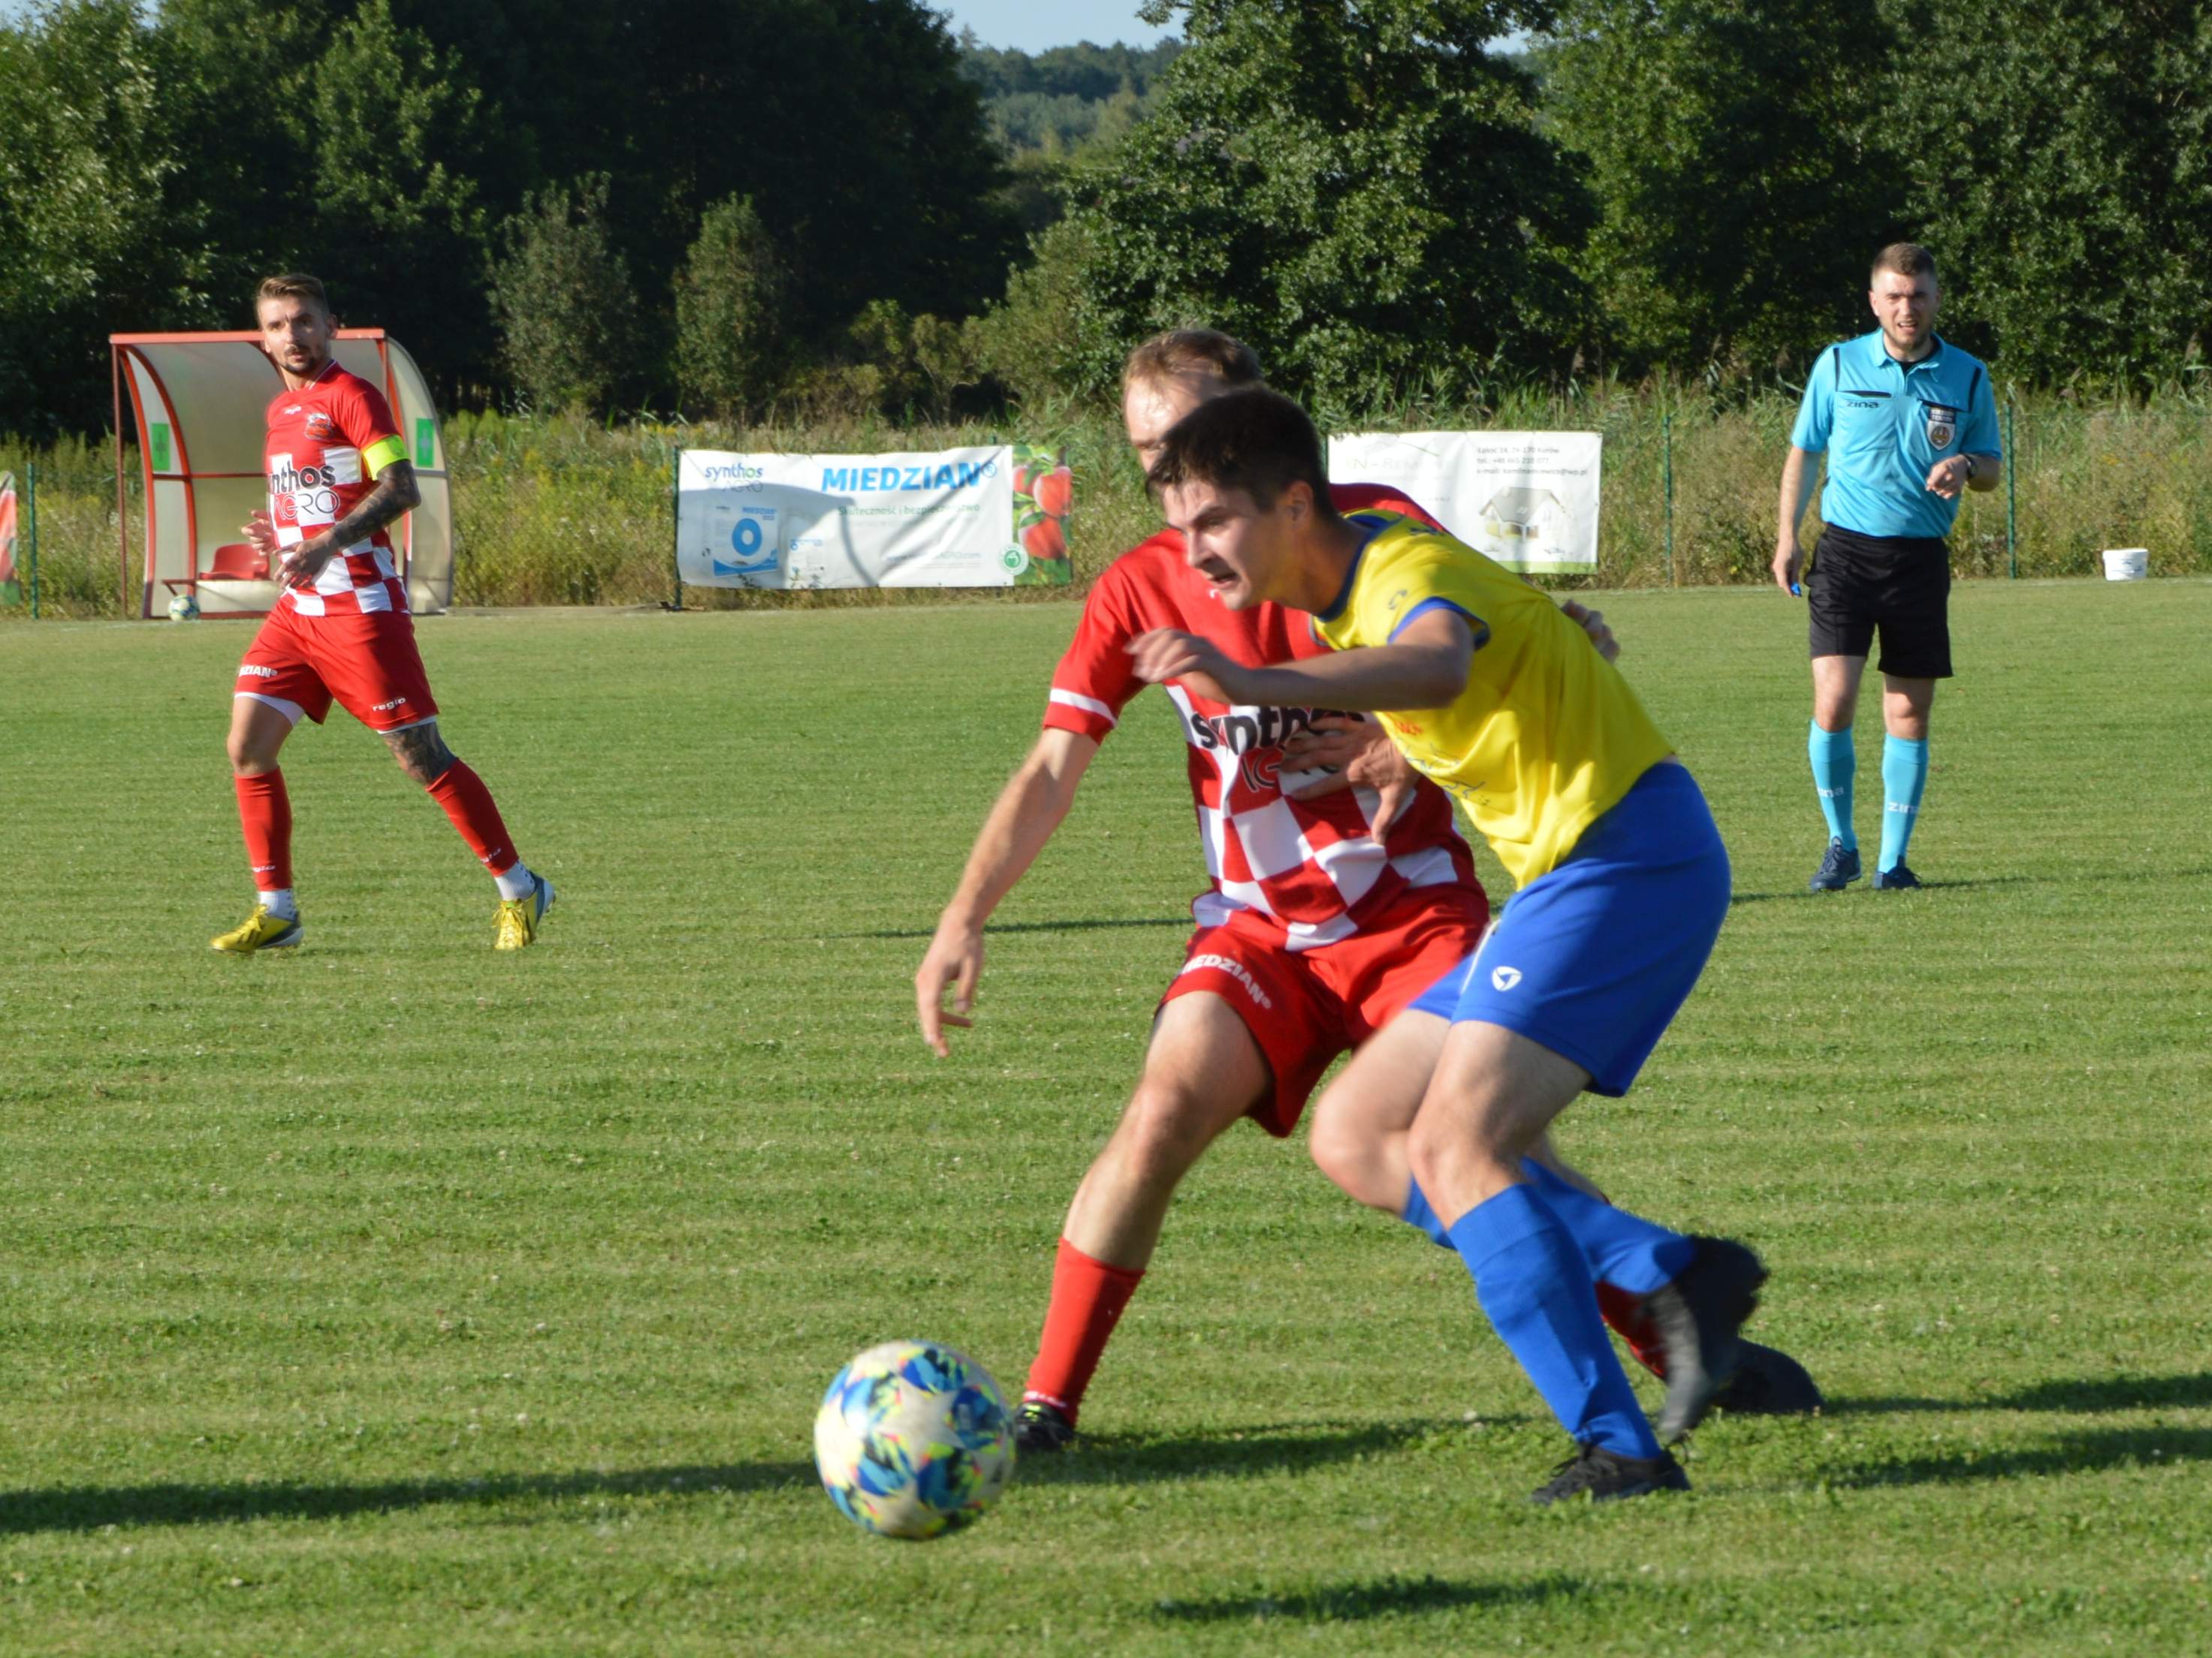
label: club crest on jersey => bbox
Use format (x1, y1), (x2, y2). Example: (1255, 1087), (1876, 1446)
(305, 411), (336, 442)
(1924, 402), (1961, 449)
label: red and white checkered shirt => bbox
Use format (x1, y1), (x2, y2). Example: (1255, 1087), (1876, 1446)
(265, 360), (409, 617)
(1043, 487), (1478, 951)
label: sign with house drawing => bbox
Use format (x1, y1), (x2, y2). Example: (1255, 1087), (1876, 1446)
(1327, 430), (1603, 573)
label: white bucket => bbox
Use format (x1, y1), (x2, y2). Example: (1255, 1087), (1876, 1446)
(2102, 547), (2149, 581)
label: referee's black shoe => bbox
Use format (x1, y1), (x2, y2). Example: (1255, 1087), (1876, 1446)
(1808, 838), (1861, 892)
(1872, 863), (1923, 891)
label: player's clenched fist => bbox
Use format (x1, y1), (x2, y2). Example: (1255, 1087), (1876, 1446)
(1127, 628), (1245, 704)
(243, 508), (279, 559)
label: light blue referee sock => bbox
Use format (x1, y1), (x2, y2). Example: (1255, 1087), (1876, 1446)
(1879, 734), (1929, 872)
(1809, 722), (1856, 849)
(1405, 1168), (1693, 1295)
(1448, 1183), (1662, 1458)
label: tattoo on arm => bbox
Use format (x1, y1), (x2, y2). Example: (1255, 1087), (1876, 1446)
(323, 460), (422, 550)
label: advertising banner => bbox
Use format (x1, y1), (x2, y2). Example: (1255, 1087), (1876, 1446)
(0, 472), (17, 604)
(1327, 431), (1604, 573)
(677, 444), (1073, 590)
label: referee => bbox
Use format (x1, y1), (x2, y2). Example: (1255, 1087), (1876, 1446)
(1773, 243), (2000, 892)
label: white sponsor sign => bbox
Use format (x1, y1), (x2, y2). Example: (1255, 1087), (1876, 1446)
(677, 447), (1039, 589)
(1328, 430), (1604, 573)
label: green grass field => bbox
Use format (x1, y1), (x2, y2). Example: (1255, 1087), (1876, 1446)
(3, 580), (2209, 1655)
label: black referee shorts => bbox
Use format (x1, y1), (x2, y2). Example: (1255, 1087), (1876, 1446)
(1806, 526), (1953, 679)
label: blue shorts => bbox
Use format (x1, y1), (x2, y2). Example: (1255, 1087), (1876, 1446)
(1408, 761), (1731, 1096)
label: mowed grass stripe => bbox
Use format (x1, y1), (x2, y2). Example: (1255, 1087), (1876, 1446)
(0, 580), (2207, 1655)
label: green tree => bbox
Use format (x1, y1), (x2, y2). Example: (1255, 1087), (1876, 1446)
(439, 0), (1015, 365)
(976, 217), (1106, 409)
(301, 2), (492, 381)
(157, 0), (500, 388)
(1541, 0), (1900, 381)
(1036, 0), (1592, 409)
(674, 197), (788, 419)
(489, 176), (641, 414)
(5, 0), (1022, 429)
(1882, 0), (2212, 385)
(0, 0), (219, 436)
(838, 300), (984, 418)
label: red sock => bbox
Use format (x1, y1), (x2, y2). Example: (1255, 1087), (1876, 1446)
(1023, 1237), (1145, 1424)
(234, 770), (293, 891)
(425, 760), (520, 876)
(1598, 1282), (1668, 1379)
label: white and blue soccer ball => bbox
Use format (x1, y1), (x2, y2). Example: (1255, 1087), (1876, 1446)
(167, 590), (200, 622)
(813, 1340), (1015, 1539)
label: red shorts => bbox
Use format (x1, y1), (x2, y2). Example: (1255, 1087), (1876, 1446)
(1160, 884), (1489, 1137)
(234, 589), (439, 732)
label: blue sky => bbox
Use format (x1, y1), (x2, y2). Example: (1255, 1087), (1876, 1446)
(936, 2), (1177, 52)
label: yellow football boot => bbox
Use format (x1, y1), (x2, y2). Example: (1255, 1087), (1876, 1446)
(210, 905), (302, 954)
(493, 873), (554, 951)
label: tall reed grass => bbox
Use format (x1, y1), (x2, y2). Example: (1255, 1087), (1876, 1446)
(7, 384), (2205, 619)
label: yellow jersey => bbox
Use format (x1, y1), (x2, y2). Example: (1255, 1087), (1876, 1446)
(1312, 511), (1674, 886)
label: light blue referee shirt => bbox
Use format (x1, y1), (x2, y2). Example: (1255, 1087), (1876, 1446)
(1790, 330), (2000, 541)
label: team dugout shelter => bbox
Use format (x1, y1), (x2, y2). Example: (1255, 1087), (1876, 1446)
(108, 330), (452, 619)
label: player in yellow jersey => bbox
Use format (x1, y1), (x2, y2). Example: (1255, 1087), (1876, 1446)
(1127, 387), (1752, 1504)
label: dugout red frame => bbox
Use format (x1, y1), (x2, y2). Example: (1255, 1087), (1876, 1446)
(107, 330), (454, 619)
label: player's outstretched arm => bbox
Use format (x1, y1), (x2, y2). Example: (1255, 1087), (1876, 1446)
(916, 726), (1100, 1057)
(1128, 609), (1473, 713)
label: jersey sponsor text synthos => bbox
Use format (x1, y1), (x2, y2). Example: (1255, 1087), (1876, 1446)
(266, 360), (410, 617)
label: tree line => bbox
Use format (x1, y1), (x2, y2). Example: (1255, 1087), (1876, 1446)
(3, 0), (2205, 440)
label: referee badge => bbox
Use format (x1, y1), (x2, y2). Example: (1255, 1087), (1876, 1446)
(1924, 402), (1962, 449)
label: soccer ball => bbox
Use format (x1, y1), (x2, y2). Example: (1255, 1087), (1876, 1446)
(167, 591), (200, 622)
(812, 1340), (1015, 1539)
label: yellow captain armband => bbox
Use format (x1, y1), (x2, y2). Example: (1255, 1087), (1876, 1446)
(361, 435), (408, 478)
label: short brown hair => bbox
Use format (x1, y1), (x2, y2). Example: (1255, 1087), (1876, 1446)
(1121, 328), (1263, 393)
(255, 273), (330, 315)
(1871, 243), (1938, 285)
(1145, 385), (1338, 522)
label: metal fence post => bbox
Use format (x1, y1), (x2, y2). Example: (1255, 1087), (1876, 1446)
(668, 446), (683, 610)
(1662, 411), (1676, 586)
(2005, 402), (2017, 580)
(25, 460), (38, 619)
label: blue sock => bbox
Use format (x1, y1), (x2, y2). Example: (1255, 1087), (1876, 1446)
(1407, 1168), (1693, 1292)
(1879, 734), (1928, 872)
(1447, 1184), (1661, 1458)
(1401, 1177), (1454, 1248)
(1518, 1160), (1694, 1295)
(1809, 722), (1856, 849)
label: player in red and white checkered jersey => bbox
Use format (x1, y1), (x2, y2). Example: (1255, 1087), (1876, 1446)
(1047, 511), (1478, 957)
(915, 332), (1685, 1448)
(212, 273), (551, 955)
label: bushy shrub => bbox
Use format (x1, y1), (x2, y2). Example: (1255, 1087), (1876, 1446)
(674, 197), (787, 421)
(488, 176), (644, 416)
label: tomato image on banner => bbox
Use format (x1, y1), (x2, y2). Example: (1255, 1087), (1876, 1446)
(1009, 442), (1073, 587)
